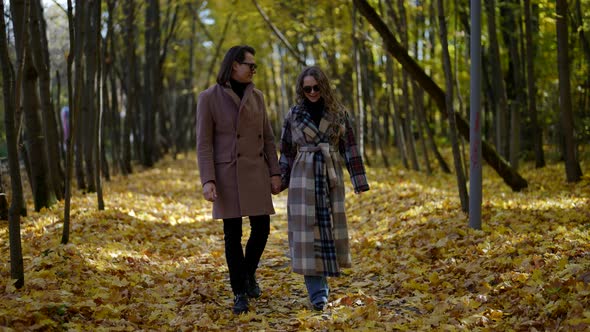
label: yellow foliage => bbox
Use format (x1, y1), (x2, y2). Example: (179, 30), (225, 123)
(0, 154), (588, 330)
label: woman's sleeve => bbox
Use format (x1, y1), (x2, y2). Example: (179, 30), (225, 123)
(339, 112), (370, 193)
(279, 112), (296, 191)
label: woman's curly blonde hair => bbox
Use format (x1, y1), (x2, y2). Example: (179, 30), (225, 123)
(295, 66), (345, 116)
(295, 66), (346, 138)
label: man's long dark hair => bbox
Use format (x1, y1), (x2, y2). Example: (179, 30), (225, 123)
(216, 45), (256, 85)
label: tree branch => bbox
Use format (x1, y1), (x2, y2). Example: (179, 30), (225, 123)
(353, 0), (528, 191)
(251, 0), (306, 66)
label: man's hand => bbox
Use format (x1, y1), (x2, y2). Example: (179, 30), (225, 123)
(271, 175), (281, 195)
(203, 181), (217, 202)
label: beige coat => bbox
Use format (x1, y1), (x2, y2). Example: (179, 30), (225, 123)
(197, 83), (280, 219)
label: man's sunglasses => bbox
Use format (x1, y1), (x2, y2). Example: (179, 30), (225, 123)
(239, 62), (258, 71)
(303, 85), (320, 93)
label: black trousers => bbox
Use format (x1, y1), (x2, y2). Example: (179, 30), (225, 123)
(223, 215), (270, 295)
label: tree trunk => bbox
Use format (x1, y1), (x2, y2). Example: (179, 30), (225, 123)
(484, 0), (510, 158)
(62, 0), (76, 245)
(386, 56), (409, 168)
(573, 0), (590, 161)
(91, 0), (104, 210)
(574, 0), (590, 70)
(12, 0), (56, 211)
(384, 2), (408, 168)
(122, 0), (137, 175)
(1, 0), (25, 288)
(361, 38), (376, 156)
(157, 2), (178, 159)
(353, 0), (528, 191)
(556, 0), (582, 182)
(500, 0), (524, 170)
(397, 0), (419, 171)
(83, 0), (98, 192)
(413, 83), (432, 174)
(73, 0), (86, 191)
(0, 174), (7, 221)
(106, 0), (120, 175)
(100, 34), (111, 181)
(142, 0), (158, 167)
(55, 70), (65, 163)
(30, 0), (63, 200)
(438, 0), (469, 212)
(352, 4), (366, 159)
(523, 0), (545, 168)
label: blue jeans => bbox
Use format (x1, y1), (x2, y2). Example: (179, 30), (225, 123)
(304, 275), (329, 305)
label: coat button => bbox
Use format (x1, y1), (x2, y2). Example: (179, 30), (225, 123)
(237, 134), (240, 139)
(258, 134), (262, 139)
(259, 153), (263, 157)
(237, 153), (241, 157)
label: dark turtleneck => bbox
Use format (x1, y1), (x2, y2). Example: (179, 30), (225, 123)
(230, 78), (249, 99)
(304, 98), (324, 127)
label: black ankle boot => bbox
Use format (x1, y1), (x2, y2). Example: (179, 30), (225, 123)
(232, 293), (248, 314)
(245, 275), (261, 298)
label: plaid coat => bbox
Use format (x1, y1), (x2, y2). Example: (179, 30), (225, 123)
(279, 104), (369, 276)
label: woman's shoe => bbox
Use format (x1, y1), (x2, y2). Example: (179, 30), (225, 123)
(232, 293), (249, 314)
(312, 301), (326, 311)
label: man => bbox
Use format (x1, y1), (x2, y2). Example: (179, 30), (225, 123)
(196, 45), (281, 314)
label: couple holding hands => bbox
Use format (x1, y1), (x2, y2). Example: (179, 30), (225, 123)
(196, 45), (369, 315)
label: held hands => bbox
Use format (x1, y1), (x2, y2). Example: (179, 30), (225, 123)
(203, 181), (217, 202)
(271, 175), (281, 195)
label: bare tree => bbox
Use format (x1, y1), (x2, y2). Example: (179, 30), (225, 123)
(89, 0), (104, 209)
(121, 0), (137, 175)
(523, 0), (545, 168)
(556, 0), (582, 182)
(105, 0), (121, 174)
(500, 0), (525, 170)
(352, 4), (366, 160)
(437, 0), (468, 212)
(485, 0), (510, 158)
(30, 0), (64, 199)
(142, 0), (159, 167)
(12, 0), (56, 211)
(1, 0), (25, 288)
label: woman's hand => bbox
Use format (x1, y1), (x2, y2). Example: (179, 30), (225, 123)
(203, 181), (217, 202)
(271, 175), (281, 195)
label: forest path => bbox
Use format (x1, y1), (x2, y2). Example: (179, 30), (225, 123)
(1, 154), (588, 330)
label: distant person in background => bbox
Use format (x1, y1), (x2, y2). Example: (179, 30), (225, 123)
(196, 45), (281, 315)
(60, 106), (69, 151)
(279, 66), (370, 311)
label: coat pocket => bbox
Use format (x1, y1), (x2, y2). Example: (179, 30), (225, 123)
(214, 153), (232, 164)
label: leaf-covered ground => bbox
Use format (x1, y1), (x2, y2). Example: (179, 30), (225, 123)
(1, 154), (589, 331)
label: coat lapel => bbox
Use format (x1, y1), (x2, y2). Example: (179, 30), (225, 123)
(240, 84), (254, 110)
(293, 105), (322, 144)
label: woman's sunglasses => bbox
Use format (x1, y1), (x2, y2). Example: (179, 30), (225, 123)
(303, 85), (320, 93)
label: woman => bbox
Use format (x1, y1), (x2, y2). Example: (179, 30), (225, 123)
(279, 66), (370, 311)
(196, 45), (281, 314)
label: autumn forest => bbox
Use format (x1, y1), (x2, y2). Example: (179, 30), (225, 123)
(0, 0), (589, 330)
